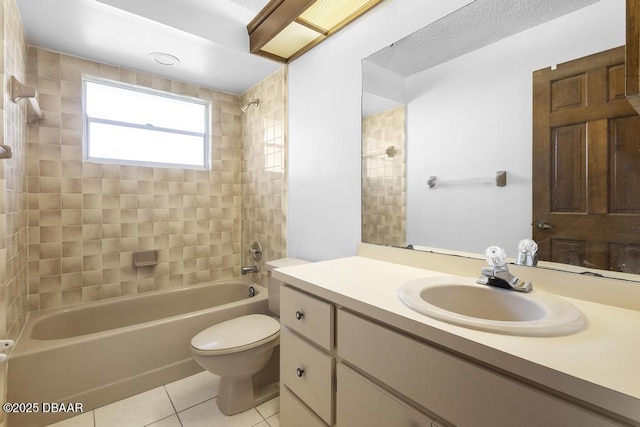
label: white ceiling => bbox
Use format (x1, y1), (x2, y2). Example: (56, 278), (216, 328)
(365, 0), (600, 77)
(15, 0), (283, 94)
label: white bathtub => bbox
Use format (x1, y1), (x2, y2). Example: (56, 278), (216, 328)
(7, 279), (270, 426)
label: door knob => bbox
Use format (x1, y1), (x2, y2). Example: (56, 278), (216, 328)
(535, 221), (552, 230)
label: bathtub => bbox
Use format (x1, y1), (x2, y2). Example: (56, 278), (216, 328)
(7, 279), (270, 427)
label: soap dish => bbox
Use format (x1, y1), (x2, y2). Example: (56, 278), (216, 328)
(134, 250), (158, 267)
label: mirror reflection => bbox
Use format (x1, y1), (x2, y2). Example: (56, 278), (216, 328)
(361, 0), (639, 277)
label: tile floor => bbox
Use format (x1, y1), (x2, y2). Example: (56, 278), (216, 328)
(46, 371), (279, 427)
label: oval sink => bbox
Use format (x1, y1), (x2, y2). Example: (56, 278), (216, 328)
(398, 276), (587, 336)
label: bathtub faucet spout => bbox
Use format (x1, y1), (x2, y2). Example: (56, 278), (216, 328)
(241, 265), (259, 275)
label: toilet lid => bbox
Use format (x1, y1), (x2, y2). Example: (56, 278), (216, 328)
(191, 314), (280, 354)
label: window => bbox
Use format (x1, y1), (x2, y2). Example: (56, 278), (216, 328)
(83, 76), (211, 169)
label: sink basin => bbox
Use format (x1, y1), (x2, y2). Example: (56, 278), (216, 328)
(398, 276), (587, 336)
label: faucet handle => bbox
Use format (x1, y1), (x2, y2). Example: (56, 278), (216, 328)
(516, 239), (538, 266)
(484, 246), (507, 268)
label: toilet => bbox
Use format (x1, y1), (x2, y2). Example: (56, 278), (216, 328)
(190, 258), (309, 415)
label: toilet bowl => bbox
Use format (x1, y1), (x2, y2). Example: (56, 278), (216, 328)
(190, 258), (309, 415)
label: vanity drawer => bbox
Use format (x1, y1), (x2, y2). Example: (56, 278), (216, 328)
(280, 385), (328, 427)
(281, 328), (334, 425)
(337, 309), (622, 427)
(336, 363), (434, 427)
(281, 285), (334, 351)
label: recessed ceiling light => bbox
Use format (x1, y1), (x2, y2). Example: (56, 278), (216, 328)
(148, 52), (180, 66)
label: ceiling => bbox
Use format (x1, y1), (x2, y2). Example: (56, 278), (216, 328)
(361, 0), (600, 115)
(15, 0), (283, 94)
(365, 0), (600, 77)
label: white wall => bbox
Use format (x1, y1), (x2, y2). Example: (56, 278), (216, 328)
(405, 0), (624, 254)
(287, 0), (473, 261)
(287, 0), (625, 261)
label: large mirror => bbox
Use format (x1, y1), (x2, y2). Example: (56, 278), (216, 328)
(361, 0), (640, 279)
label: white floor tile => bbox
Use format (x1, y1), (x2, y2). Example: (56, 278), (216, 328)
(45, 374), (280, 427)
(178, 399), (263, 427)
(165, 371), (220, 412)
(94, 387), (174, 427)
(265, 413), (280, 427)
(46, 411), (94, 427)
(256, 397), (279, 419)
(145, 414), (182, 427)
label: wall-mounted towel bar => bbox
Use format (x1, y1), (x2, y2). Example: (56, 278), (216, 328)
(10, 76), (44, 123)
(363, 146), (397, 159)
(428, 170), (507, 189)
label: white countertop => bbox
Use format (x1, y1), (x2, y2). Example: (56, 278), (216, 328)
(273, 255), (640, 424)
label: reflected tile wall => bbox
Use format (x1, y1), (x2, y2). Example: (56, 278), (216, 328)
(240, 68), (287, 286)
(0, 0), (28, 424)
(362, 106), (406, 247)
(26, 48), (244, 311)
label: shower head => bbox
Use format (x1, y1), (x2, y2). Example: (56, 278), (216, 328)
(241, 99), (259, 113)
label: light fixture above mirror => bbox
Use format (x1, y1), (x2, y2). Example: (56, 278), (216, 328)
(247, 0), (382, 63)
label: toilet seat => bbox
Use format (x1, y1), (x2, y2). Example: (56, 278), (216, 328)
(191, 314), (280, 356)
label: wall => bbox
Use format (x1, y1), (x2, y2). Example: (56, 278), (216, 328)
(240, 68), (288, 287)
(287, 0), (627, 261)
(0, 0), (27, 423)
(25, 48), (245, 310)
(25, 47), (288, 310)
(405, 0), (625, 254)
(287, 0), (474, 261)
(361, 106), (405, 247)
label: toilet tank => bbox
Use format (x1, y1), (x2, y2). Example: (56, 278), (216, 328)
(264, 258), (309, 316)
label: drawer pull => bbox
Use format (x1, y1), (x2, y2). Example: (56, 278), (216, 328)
(295, 310), (304, 320)
(296, 367), (305, 378)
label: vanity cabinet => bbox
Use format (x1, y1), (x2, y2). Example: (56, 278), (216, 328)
(337, 309), (622, 427)
(280, 285), (335, 426)
(280, 283), (627, 427)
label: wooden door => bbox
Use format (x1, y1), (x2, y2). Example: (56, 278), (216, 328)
(533, 46), (640, 274)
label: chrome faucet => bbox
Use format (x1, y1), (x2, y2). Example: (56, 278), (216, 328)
(241, 265), (259, 275)
(477, 246), (532, 293)
(515, 238), (538, 267)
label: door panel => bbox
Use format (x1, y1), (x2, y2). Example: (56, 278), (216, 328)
(533, 46), (640, 272)
(551, 124), (586, 212)
(610, 115), (640, 213)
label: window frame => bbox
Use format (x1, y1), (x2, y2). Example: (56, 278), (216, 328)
(82, 75), (212, 170)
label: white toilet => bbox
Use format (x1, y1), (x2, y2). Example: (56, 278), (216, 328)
(190, 258), (309, 415)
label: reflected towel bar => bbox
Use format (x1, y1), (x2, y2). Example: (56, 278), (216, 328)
(10, 76), (44, 123)
(428, 170), (507, 189)
(363, 146), (397, 159)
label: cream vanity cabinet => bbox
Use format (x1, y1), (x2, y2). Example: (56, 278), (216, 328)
(280, 285), (440, 426)
(280, 284), (623, 427)
(280, 285), (335, 426)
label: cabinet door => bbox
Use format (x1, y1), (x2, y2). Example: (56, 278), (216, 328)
(337, 363), (434, 427)
(280, 328), (334, 425)
(337, 309), (623, 427)
(280, 385), (327, 427)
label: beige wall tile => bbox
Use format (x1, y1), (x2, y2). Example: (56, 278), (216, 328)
(362, 106), (406, 247)
(1, 7), (30, 405)
(20, 48), (240, 310)
(240, 68), (288, 287)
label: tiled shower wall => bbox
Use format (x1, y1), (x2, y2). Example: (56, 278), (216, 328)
(240, 68), (287, 287)
(25, 48), (247, 311)
(361, 106), (406, 247)
(25, 47), (289, 310)
(0, 0), (28, 423)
